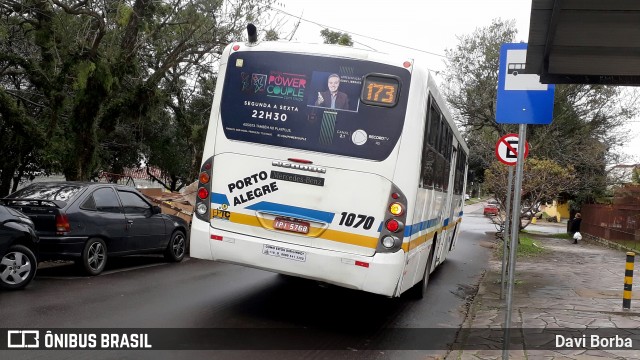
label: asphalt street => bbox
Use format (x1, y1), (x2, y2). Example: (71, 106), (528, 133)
(1, 204), (495, 359)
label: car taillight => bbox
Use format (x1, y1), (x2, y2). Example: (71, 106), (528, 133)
(56, 212), (70, 234)
(195, 157), (213, 222)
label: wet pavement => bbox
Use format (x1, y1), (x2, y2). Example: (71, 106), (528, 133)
(448, 203), (640, 359)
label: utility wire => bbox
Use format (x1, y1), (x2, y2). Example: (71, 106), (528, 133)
(272, 7), (448, 59)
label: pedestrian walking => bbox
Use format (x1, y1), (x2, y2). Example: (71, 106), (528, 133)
(570, 213), (582, 244)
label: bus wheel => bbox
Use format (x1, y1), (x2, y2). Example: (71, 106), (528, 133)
(410, 237), (436, 300)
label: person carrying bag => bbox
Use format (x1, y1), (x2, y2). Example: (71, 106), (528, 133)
(570, 213), (582, 244)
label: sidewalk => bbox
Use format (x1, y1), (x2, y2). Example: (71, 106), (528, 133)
(447, 220), (640, 359)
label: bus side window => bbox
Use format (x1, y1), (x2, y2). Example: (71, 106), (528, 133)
(443, 159), (451, 190)
(434, 155), (444, 190)
(453, 147), (464, 195)
(428, 103), (439, 147)
(420, 101), (432, 189)
(422, 148), (436, 188)
(442, 127), (453, 189)
(439, 119), (447, 156)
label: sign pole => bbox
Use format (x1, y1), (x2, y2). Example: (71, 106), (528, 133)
(500, 166), (514, 300)
(502, 124), (527, 359)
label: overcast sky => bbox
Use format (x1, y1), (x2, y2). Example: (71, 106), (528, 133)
(269, 0), (639, 161)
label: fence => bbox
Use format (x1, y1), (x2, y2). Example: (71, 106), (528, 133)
(581, 186), (640, 250)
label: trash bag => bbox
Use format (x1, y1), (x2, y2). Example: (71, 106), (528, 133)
(573, 232), (582, 241)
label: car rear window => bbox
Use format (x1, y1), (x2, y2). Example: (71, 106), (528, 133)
(9, 183), (84, 202)
(220, 51), (411, 161)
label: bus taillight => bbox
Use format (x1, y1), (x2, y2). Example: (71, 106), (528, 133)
(197, 187), (209, 200)
(385, 219), (402, 233)
(194, 157), (213, 222)
(377, 185), (408, 253)
(381, 236), (399, 249)
(389, 202), (404, 216)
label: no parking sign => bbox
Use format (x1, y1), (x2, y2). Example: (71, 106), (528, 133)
(495, 133), (529, 166)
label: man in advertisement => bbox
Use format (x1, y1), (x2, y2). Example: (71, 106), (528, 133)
(315, 73), (350, 110)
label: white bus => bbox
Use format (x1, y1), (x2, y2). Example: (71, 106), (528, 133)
(190, 39), (469, 298)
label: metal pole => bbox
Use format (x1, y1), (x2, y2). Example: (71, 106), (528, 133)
(623, 252), (635, 310)
(501, 166), (514, 300)
(502, 124), (527, 359)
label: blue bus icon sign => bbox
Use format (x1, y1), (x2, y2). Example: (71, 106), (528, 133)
(496, 43), (555, 124)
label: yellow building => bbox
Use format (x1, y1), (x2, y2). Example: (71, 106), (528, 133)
(541, 200), (570, 220)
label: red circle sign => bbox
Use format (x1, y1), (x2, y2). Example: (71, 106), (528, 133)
(495, 133), (529, 166)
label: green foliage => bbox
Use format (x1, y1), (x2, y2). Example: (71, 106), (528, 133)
(320, 29), (353, 46)
(117, 5), (134, 27)
(264, 29), (279, 41)
(73, 61), (97, 91)
(517, 234), (545, 257)
(442, 19), (518, 188)
(633, 168), (640, 184)
(442, 19), (637, 208)
(494, 233), (545, 259)
(485, 158), (577, 229)
(0, 0), (277, 193)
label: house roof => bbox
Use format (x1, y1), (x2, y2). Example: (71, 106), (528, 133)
(525, 0), (640, 85)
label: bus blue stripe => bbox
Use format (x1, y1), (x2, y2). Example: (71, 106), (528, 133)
(245, 201), (335, 223)
(212, 193), (230, 205)
(404, 218), (440, 237)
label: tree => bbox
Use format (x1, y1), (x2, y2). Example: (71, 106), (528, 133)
(633, 167), (640, 185)
(442, 19), (637, 207)
(0, 0), (277, 196)
(484, 158), (577, 230)
(320, 29), (353, 46)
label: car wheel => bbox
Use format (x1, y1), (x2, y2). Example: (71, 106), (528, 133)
(0, 245), (37, 290)
(164, 230), (186, 262)
(81, 238), (107, 276)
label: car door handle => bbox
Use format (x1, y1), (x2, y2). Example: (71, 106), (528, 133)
(127, 220), (134, 224)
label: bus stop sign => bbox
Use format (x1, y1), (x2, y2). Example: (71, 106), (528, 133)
(496, 43), (555, 124)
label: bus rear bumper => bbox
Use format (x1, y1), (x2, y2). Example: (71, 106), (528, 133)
(190, 222), (405, 297)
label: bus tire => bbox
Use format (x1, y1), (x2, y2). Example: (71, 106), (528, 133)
(410, 237), (436, 300)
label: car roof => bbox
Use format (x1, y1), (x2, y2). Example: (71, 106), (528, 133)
(19, 181), (137, 189)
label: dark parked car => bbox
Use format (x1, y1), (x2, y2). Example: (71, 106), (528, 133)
(0, 205), (39, 290)
(1, 182), (189, 276)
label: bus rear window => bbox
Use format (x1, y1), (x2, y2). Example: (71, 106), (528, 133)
(220, 51), (411, 161)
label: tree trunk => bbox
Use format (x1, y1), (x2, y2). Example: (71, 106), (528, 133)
(0, 167), (16, 197)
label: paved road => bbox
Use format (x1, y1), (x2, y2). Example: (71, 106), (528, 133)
(2, 204), (495, 359)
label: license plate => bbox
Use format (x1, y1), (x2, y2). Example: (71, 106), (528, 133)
(273, 217), (310, 234)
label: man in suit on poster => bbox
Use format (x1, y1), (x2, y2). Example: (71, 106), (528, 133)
(315, 73), (350, 110)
